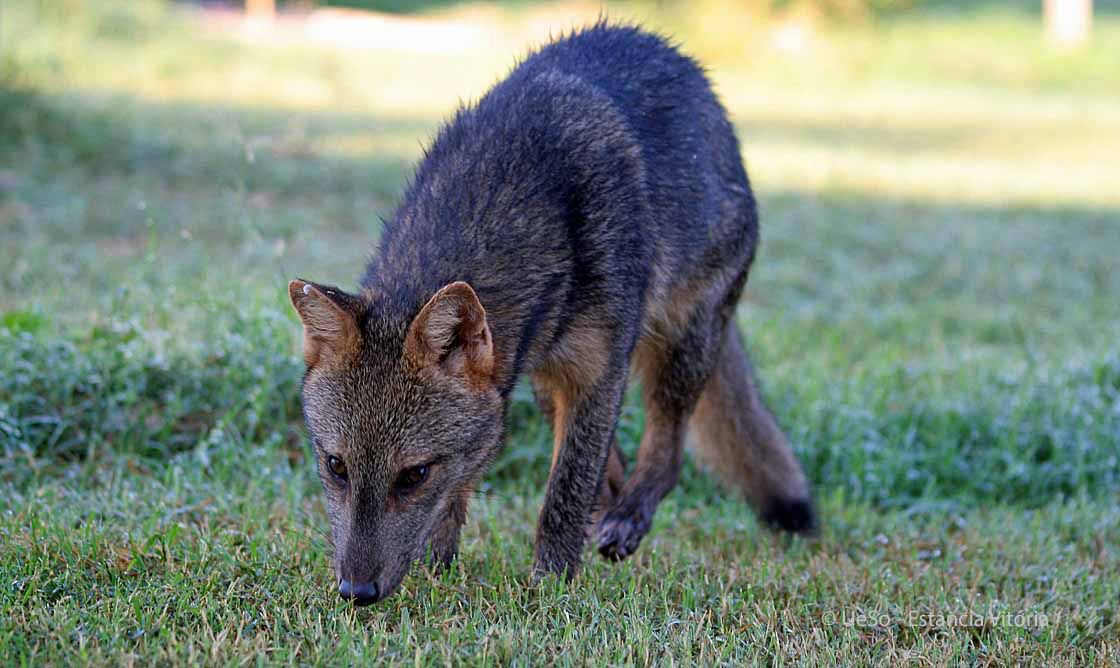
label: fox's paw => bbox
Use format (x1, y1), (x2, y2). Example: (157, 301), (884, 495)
(596, 510), (651, 561)
(531, 553), (580, 583)
(532, 530), (583, 583)
(761, 497), (817, 535)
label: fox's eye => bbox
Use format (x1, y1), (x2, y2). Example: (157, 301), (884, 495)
(395, 465), (429, 492)
(327, 455), (348, 480)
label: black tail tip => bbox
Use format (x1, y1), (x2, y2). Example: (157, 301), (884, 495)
(761, 497), (817, 535)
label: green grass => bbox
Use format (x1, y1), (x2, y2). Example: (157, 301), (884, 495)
(2, 0), (1119, 664)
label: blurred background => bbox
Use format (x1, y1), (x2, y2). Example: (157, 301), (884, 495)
(1, 0), (1117, 504)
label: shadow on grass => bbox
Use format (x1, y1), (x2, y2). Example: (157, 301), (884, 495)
(2, 79), (1118, 511)
(0, 84), (440, 252)
(2, 83), (431, 201)
(737, 115), (985, 155)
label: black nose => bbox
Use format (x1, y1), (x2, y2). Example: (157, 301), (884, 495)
(338, 579), (379, 606)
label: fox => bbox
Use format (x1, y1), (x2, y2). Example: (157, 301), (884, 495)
(287, 23), (815, 605)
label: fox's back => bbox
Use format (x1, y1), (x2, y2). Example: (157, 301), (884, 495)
(495, 25), (755, 250)
(365, 24), (758, 388)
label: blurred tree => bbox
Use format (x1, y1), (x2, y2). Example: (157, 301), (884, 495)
(1045, 0), (1093, 47)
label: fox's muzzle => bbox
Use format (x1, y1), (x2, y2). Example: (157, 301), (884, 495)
(338, 578), (381, 606)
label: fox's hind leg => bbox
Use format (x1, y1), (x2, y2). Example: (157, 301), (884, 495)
(596, 313), (815, 561)
(596, 302), (726, 561)
(689, 321), (815, 533)
(597, 284), (816, 560)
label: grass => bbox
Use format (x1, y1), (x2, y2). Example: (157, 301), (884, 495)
(2, 0), (1119, 664)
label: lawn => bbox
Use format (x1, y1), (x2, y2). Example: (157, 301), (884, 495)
(2, 0), (1119, 664)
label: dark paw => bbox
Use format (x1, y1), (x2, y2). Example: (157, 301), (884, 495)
(596, 512), (651, 561)
(427, 547), (458, 571)
(761, 497), (817, 535)
(531, 552), (580, 583)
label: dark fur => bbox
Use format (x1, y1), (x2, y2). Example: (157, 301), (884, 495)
(289, 23), (814, 604)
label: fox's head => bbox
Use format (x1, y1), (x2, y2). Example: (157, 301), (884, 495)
(288, 279), (504, 604)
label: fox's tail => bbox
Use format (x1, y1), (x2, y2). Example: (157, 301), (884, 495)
(687, 321), (816, 533)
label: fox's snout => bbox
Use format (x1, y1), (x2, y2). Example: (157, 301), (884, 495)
(338, 578), (381, 606)
(337, 539), (394, 606)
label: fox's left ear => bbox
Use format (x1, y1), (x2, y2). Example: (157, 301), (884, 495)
(404, 281), (494, 383)
(288, 279), (362, 368)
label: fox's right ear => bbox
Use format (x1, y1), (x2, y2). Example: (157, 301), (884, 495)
(404, 281), (494, 385)
(288, 279), (361, 368)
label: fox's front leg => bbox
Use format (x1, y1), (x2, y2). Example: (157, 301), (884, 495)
(533, 363), (628, 579)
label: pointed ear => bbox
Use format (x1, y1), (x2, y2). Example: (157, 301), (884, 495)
(404, 281), (494, 382)
(288, 279), (361, 368)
